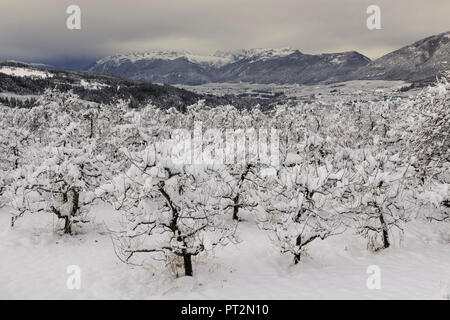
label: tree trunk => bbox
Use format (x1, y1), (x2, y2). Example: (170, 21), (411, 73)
(232, 164), (252, 221)
(71, 189), (80, 217)
(232, 195), (240, 221)
(62, 189), (80, 235)
(89, 117), (94, 139)
(379, 211), (390, 249)
(64, 216), (72, 234)
(183, 253), (193, 277)
(294, 235), (302, 264)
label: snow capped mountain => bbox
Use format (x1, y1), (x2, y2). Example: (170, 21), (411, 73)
(87, 31), (450, 85)
(89, 48), (370, 85)
(94, 48), (300, 69)
(354, 31), (450, 83)
(218, 50), (371, 84)
(95, 50), (234, 68)
(214, 47), (300, 63)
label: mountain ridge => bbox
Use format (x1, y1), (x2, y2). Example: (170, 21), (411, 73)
(351, 31), (450, 83)
(88, 48), (372, 85)
(87, 31), (450, 86)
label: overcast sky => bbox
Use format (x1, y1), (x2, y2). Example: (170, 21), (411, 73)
(0, 0), (449, 68)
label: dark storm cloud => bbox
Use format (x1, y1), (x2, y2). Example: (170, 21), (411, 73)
(0, 0), (449, 66)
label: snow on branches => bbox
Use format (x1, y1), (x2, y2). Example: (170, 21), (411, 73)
(98, 142), (237, 276)
(344, 150), (412, 250)
(7, 144), (105, 233)
(0, 77), (449, 276)
(259, 158), (347, 264)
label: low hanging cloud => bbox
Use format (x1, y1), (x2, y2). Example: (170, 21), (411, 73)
(0, 0), (449, 67)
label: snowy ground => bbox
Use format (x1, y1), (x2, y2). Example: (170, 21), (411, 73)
(177, 80), (415, 105)
(0, 66), (53, 79)
(0, 205), (449, 300)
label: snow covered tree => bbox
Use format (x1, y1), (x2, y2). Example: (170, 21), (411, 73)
(414, 178), (450, 223)
(216, 163), (259, 221)
(7, 143), (105, 233)
(406, 80), (449, 166)
(0, 115), (33, 171)
(0, 106), (36, 208)
(260, 160), (345, 264)
(98, 141), (237, 276)
(398, 79), (450, 188)
(345, 150), (412, 250)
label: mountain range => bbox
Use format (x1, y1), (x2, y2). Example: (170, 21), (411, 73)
(88, 48), (371, 85)
(0, 31), (448, 110)
(88, 31), (450, 86)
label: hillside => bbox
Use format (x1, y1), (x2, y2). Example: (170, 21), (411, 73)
(88, 49), (371, 85)
(353, 31), (450, 83)
(88, 32), (450, 86)
(0, 62), (265, 109)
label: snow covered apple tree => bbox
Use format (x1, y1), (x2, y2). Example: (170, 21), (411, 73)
(346, 150), (413, 250)
(398, 80), (449, 186)
(211, 128), (273, 222)
(0, 106), (36, 208)
(406, 80), (449, 167)
(396, 79), (450, 224)
(0, 109), (33, 171)
(259, 159), (345, 264)
(99, 139), (237, 276)
(7, 142), (106, 233)
(414, 181), (450, 222)
(215, 163), (260, 221)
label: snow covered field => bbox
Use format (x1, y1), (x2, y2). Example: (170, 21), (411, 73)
(177, 80), (413, 105)
(0, 79), (448, 300)
(1, 205), (449, 300)
(0, 66), (53, 79)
